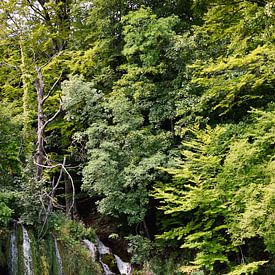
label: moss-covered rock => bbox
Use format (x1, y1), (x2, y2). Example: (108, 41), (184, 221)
(59, 240), (102, 275)
(0, 230), (9, 274)
(3, 221), (101, 275)
(102, 253), (120, 273)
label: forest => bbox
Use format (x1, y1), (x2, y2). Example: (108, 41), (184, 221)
(0, 0), (274, 274)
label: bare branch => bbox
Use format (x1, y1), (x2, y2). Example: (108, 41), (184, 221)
(51, 157), (66, 195)
(62, 165), (75, 216)
(42, 70), (64, 104)
(36, 154), (76, 239)
(42, 100), (63, 130)
(26, 0), (49, 21)
(35, 66), (45, 93)
(0, 61), (18, 70)
(38, 157), (66, 239)
(33, 159), (61, 169)
(40, 51), (62, 69)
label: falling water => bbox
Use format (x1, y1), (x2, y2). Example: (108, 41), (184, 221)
(54, 237), (63, 275)
(99, 259), (115, 275)
(22, 226), (33, 275)
(9, 225), (18, 275)
(83, 239), (97, 261)
(114, 254), (132, 275)
(96, 237), (114, 275)
(96, 237), (111, 255)
(84, 237), (132, 275)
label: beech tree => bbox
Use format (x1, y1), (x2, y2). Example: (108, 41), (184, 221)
(153, 1), (275, 273)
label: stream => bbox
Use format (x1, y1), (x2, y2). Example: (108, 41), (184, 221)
(22, 226), (33, 275)
(7, 225), (132, 275)
(8, 225), (18, 275)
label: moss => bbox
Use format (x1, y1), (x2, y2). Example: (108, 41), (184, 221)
(0, 231), (9, 273)
(40, 255), (49, 275)
(51, 215), (101, 274)
(17, 225), (24, 275)
(102, 253), (120, 273)
(37, 239), (51, 275)
(28, 229), (39, 274)
(44, 236), (59, 275)
(4, 218), (102, 275)
(59, 239), (101, 275)
(31, 234), (60, 275)
(28, 232), (57, 275)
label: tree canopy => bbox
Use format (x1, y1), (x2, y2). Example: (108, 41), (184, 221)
(0, 0), (274, 274)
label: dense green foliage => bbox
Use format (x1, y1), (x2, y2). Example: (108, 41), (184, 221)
(0, 0), (274, 274)
(154, 107), (275, 273)
(70, 7), (180, 224)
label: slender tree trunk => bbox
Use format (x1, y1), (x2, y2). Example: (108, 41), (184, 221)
(65, 174), (72, 217)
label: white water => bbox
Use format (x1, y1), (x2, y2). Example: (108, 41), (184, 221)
(84, 237), (132, 275)
(96, 237), (111, 255)
(84, 238), (113, 274)
(99, 259), (115, 275)
(9, 226), (18, 275)
(83, 239), (97, 261)
(114, 254), (132, 275)
(54, 237), (63, 275)
(22, 226), (33, 275)
(96, 238), (114, 275)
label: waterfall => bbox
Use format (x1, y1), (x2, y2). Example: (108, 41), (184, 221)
(83, 237), (132, 275)
(83, 239), (97, 261)
(9, 225), (18, 275)
(84, 237), (114, 274)
(96, 238), (115, 274)
(99, 259), (115, 275)
(114, 254), (132, 275)
(54, 237), (63, 275)
(96, 237), (111, 255)
(22, 226), (33, 275)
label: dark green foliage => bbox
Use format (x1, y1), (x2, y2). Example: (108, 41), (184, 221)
(0, 232), (9, 272)
(0, 193), (15, 227)
(0, 105), (22, 185)
(63, 7), (180, 225)
(127, 235), (152, 264)
(0, 105), (22, 226)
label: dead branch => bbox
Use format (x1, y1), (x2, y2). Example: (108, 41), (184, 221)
(42, 99), (63, 130)
(35, 156), (76, 219)
(38, 157), (67, 239)
(26, 0), (49, 22)
(42, 70), (64, 104)
(62, 165), (76, 216)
